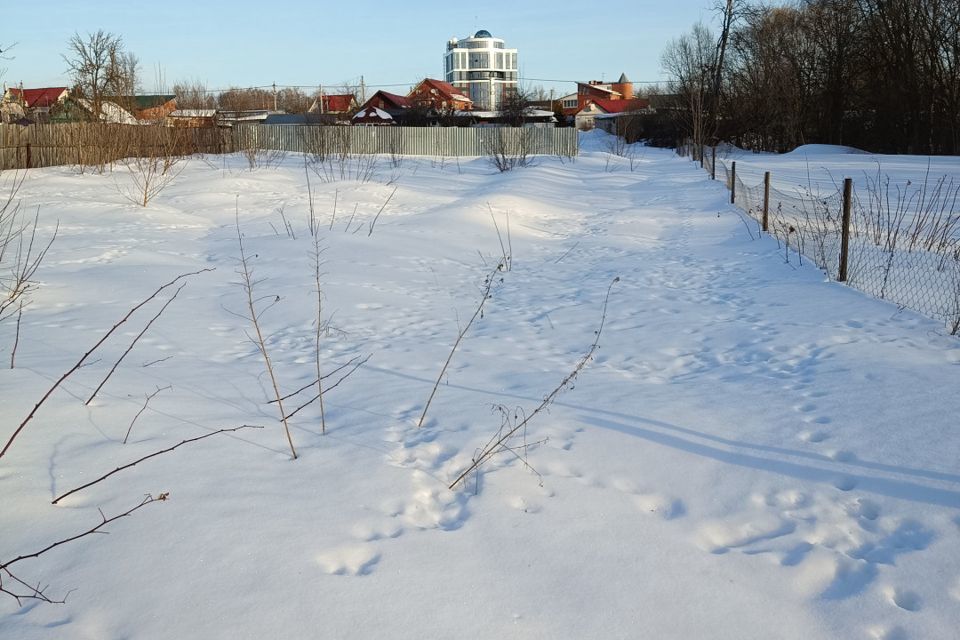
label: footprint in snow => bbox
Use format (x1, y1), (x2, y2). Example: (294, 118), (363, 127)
(799, 429), (830, 443)
(949, 577), (960, 602)
(315, 544), (380, 576)
(867, 625), (909, 640)
(884, 586), (921, 612)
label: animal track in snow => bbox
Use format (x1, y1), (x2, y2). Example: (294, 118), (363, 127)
(885, 586), (921, 612)
(699, 488), (936, 603)
(867, 625), (909, 640)
(696, 513), (796, 554)
(949, 576), (960, 602)
(315, 544), (380, 576)
(507, 495), (542, 514)
(350, 521), (402, 542)
(832, 475), (858, 491)
(827, 449), (856, 462)
(799, 429), (830, 443)
(397, 470), (467, 531)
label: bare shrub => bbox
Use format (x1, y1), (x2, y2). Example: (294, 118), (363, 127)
(1, 172), (57, 347)
(117, 129), (188, 207)
(484, 127), (535, 173)
(306, 128), (379, 183)
(448, 276), (619, 489)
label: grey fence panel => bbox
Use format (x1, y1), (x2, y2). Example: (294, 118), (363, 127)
(232, 124), (578, 158)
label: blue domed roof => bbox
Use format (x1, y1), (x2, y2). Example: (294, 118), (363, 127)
(474, 29), (493, 38)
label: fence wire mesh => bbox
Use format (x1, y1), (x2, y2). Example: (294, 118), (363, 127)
(689, 145), (960, 334)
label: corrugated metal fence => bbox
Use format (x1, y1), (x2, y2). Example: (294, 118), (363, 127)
(232, 124), (579, 158)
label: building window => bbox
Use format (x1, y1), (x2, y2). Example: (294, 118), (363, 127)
(470, 52), (489, 69)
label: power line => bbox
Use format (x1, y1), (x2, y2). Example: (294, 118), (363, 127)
(519, 76), (664, 85)
(165, 73), (667, 97)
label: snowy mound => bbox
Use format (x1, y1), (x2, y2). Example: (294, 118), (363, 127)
(784, 144), (870, 156)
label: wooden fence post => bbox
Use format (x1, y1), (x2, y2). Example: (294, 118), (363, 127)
(711, 146), (716, 180)
(700, 144), (704, 169)
(730, 161), (737, 204)
(25, 143), (32, 169)
(838, 177), (853, 282)
(762, 171), (770, 231)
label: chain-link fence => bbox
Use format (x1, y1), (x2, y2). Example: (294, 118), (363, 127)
(691, 144), (960, 334)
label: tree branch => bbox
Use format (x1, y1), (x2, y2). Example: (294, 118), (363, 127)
(0, 268), (214, 461)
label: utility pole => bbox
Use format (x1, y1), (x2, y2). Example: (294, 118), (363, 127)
(272, 82), (277, 111)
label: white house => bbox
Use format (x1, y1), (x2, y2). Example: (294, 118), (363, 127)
(444, 29), (518, 111)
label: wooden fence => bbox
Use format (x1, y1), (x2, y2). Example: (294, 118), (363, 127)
(0, 123), (231, 170)
(232, 124), (579, 158)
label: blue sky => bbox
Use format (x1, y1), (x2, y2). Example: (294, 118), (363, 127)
(2, 0), (717, 97)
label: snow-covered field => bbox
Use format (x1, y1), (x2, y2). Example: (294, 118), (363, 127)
(716, 143), (960, 202)
(2, 131), (959, 640)
(707, 145), (960, 326)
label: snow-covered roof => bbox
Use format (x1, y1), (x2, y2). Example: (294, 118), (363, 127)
(169, 109), (217, 118)
(352, 106), (392, 120)
(76, 98), (138, 124)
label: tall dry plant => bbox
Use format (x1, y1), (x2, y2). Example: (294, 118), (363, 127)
(233, 207), (297, 459)
(417, 260), (506, 429)
(448, 276), (619, 490)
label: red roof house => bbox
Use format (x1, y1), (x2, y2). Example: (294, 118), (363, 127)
(357, 90), (413, 114)
(408, 78), (472, 112)
(575, 97), (650, 130)
(6, 87), (70, 108)
(309, 94), (358, 115)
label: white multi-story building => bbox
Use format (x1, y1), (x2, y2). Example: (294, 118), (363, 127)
(444, 30), (518, 112)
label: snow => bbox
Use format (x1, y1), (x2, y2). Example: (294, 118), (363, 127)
(1, 130), (959, 639)
(783, 144), (872, 156)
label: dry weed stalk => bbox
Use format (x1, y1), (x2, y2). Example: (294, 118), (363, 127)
(1, 201), (58, 325)
(9, 301), (22, 369)
(52, 425), (261, 504)
(417, 261), (506, 429)
(84, 283), (186, 405)
(234, 209), (298, 459)
(278, 354), (371, 421)
(123, 385), (171, 444)
(1, 494), (167, 605)
(487, 203), (513, 271)
(312, 230), (327, 434)
(448, 276), (619, 489)
(367, 186), (398, 237)
(0, 268), (213, 461)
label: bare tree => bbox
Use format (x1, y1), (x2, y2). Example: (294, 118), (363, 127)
(0, 41), (15, 83)
(277, 87), (312, 113)
(172, 80), (216, 110)
(661, 23), (716, 153)
(498, 87), (533, 127)
(217, 87), (273, 112)
(63, 30), (136, 120)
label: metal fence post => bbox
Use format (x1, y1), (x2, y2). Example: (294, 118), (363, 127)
(762, 171), (770, 232)
(730, 161), (737, 204)
(839, 177), (853, 282)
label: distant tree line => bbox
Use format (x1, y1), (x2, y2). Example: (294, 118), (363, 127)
(174, 83), (321, 113)
(660, 0), (960, 154)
